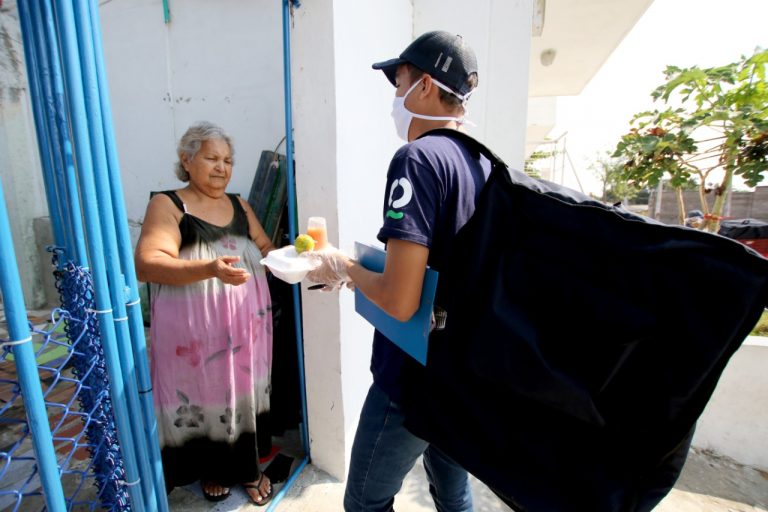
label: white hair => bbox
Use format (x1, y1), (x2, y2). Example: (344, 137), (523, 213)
(174, 121), (234, 182)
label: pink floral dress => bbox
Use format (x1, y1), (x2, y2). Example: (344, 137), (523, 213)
(149, 191), (272, 488)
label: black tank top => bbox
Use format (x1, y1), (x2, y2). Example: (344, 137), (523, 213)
(159, 191), (249, 250)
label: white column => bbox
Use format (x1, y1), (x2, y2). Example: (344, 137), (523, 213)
(291, 0), (413, 480)
(291, 0), (532, 480)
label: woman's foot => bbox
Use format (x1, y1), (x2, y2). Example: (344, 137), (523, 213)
(201, 481), (231, 502)
(243, 474), (273, 506)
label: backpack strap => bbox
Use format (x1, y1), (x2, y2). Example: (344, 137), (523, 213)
(418, 128), (508, 172)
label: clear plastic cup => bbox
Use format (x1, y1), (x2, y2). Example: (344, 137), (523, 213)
(306, 216), (328, 250)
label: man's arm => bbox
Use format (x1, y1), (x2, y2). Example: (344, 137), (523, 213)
(346, 238), (428, 322)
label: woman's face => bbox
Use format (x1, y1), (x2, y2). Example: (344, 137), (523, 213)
(182, 138), (233, 192)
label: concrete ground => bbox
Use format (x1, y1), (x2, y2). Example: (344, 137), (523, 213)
(168, 446), (768, 511)
(3, 309), (766, 511)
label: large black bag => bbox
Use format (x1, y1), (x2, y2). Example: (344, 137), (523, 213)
(401, 129), (768, 512)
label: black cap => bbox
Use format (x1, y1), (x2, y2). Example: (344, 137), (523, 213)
(372, 31), (478, 98)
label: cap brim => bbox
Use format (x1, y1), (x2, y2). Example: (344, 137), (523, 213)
(372, 57), (405, 87)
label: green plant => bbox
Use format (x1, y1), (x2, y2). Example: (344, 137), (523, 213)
(613, 48), (768, 231)
(524, 149), (553, 179)
(751, 310), (768, 336)
(588, 152), (639, 204)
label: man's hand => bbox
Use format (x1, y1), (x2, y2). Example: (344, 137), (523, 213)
(210, 255), (251, 285)
(305, 249), (351, 290)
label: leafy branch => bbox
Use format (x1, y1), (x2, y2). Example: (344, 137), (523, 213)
(613, 48), (768, 231)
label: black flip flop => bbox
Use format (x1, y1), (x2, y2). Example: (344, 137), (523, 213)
(264, 454), (294, 484)
(243, 473), (273, 507)
(201, 481), (231, 502)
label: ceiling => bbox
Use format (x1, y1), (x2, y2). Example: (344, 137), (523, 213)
(529, 0), (655, 97)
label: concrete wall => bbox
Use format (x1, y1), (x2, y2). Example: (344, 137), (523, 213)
(291, 0), (414, 481)
(2, 0), (287, 305)
(98, 0), (286, 232)
(649, 187), (768, 225)
(0, 3), (49, 308)
(292, 0), (533, 480)
(414, 0), (532, 171)
(693, 337), (768, 471)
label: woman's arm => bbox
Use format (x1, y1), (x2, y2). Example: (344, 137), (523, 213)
(239, 197), (277, 255)
(135, 194), (251, 285)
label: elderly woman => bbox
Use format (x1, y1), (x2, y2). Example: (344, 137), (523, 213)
(135, 122), (276, 505)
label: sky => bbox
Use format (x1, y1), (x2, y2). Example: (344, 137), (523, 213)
(549, 0), (768, 196)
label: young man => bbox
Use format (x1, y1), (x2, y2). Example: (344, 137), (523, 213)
(308, 31), (490, 511)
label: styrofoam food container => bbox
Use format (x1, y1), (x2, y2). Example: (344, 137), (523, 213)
(260, 245), (319, 284)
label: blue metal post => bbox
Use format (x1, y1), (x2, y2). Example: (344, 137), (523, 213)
(70, 1), (160, 509)
(16, 0), (67, 252)
(52, 0), (146, 509)
(86, 0), (169, 508)
(265, 5), (309, 508)
(281, 0), (310, 457)
(0, 179), (67, 512)
(40, 0), (89, 267)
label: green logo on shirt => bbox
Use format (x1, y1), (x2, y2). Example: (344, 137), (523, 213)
(386, 210), (404, 220)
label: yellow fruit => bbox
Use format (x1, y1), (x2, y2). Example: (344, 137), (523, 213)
(294, 234), (316, 254)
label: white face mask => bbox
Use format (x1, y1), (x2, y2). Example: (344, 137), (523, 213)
(391, 78), (472, 142)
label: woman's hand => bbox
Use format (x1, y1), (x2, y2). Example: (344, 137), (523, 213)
(210, 255), (252, 285)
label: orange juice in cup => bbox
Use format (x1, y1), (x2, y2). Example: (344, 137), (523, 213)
(306, 217), (328, 250)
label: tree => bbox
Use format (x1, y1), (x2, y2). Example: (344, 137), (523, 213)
(524, 149), (553, 179)
(588, 152), (639, 205)
(612, 48), (768, 231)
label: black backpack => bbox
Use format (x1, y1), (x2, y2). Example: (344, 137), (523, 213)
(401, 129), (768, 512)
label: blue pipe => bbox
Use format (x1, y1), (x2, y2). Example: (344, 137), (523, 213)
(16, 0), (67, 253)
(162, 0), (170, 23)
(0, 179), (67, 512)
(52, 1), (146, 509)
(69, 1), (157, 509)
(85, 0), (169, 508)
(40, 0), (89, 267)
(267, 7), (311, 507)
(282, 0), (310, 458)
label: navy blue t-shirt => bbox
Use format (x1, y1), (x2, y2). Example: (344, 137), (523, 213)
(372, 132), (491, 403)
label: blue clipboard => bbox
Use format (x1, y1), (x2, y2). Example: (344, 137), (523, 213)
(354, 242), (438, 365)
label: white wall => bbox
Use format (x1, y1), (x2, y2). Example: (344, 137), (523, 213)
(692, 338), (768, 471)
(0, 4), (48, 308)
(292, 0), (533, 481)
(526, 96), (557, 156)
(414, 0), (533, 170)
(289, 0), (344, 480)
(98, 0), (286, 228)
(333, 0), (414, 477)
(291, 0), (413, 480)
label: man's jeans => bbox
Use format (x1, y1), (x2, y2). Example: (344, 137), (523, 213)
(344, 383), (473, 512)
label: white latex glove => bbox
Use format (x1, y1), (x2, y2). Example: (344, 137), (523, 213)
(304, 247), (351, 291)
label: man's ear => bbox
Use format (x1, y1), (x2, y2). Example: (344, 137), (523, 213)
(418, 75), (434, 99)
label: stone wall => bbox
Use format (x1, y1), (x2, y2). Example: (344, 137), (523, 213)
(648, 186), (768, 225)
